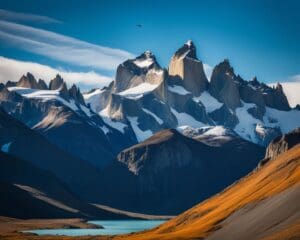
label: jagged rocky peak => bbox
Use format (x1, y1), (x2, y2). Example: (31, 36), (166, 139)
(209, 59), (241, 109)
(37, 79), (48, 90)
(173, 39), (197, 59)
(68, 84), (85, 106)
(16, 72), (40, 89)
(49, 74), (64, 90)
(264, 82), (290, 111)
(168, 40), (208, 96)
(114, 51), (165, 93)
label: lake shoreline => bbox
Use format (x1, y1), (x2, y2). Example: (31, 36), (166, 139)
(0, 217), (103, 240)
(0, 216), (168, 239)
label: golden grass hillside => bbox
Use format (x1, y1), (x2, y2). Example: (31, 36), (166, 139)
(114, 144), (300, 240)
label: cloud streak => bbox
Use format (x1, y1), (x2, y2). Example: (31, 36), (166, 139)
(0, 9), (62, 24)
(0, 20), (134, 70)
(0, 56), (112, 90)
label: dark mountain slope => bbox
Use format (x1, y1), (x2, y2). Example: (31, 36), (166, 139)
(0, 107), (110, 203)
(0, 151), (129, 219)
(99, 129), (264, 215)
(119, 132), (300, 240)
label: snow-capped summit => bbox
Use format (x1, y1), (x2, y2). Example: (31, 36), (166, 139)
(84, 41), (299, 147)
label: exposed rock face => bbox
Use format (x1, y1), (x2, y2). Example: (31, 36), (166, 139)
(209, 59), (241, 109)
(5, 81), (17, 88)
(265, 128), (300, 159)
(237, 77), (266, 108)
(263, 83), (290, 111)
(49, 74), (65, 90)
(68, 84), (85, 106)
(37, 79), (48, 90)
(114, 51), (164, 94)
(16, 72), (40, 89)
(99, 129), (264, 214)
(168, 40), (208, 95)
(85, 41), (299, 147)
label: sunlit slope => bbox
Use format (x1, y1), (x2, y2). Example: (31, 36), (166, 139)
(118, 144), (300, 240)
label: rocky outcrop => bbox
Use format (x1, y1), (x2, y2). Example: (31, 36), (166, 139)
(37, 79), (48, 90)
(263, 83), (290, 111)
(237, 76), (266, 108)
(114, 51), (165, 94)
(168, 40), (208, 95)
(16, 72), (40, 89)
(265, 128), (300, 159)
(49, 74), (64, 90)
(68, 84), (85, 106)
(209, 59), (241, 109)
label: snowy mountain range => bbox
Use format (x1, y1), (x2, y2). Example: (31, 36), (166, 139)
(84, 40), (300, 147)
(0, 40), (299, 215)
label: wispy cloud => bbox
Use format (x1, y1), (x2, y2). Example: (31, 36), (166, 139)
(0, 20), (134, 70)
(0, 9), (62, 24)
(269, 74), (300, 107)
(0, 56), (112, 90)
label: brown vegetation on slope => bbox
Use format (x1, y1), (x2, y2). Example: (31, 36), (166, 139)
(115, 144), (300, 240)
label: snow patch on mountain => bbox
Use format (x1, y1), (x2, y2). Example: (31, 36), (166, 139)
(235, 102), (261, 142)
(99, 107), (127, 133)
(117, 83), (158, 99)
(133, 58), (154, 68)
(264, 107), (300, 133)
(193, 91), (223, 113)
(171, 108), (206, 128)
(127, 116), (153, 141)
(168, 85), (191, 95)
(83, 88), (104, 100)
(9, 87), (77, 110)
(202, 126), (228, 136)
(142, 108), (163, 125)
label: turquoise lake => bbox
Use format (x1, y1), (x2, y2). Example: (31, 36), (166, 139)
(23, 220), (166, 236)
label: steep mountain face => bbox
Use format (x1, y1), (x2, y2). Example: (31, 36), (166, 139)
(0, 74), (134, 168)
(121, 133), (300, 240)
(168, 40), (208, 95)
(0, 152), (126, 219)
(85, 41), (300, 147)
(98, 129), (264, 214)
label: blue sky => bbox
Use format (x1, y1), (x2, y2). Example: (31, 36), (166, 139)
(0, 0), (299, 90)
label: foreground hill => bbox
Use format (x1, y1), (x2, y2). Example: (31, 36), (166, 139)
(98, 129), (264, 214)
(118, 131), (300, 240)
(0, 151), (127, 219)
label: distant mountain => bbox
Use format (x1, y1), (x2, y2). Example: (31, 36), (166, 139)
(124, 130), (300, 240)
(97, 128), (264, 214)
(0, 74), (134, 168)
(85, 40), (300, 147)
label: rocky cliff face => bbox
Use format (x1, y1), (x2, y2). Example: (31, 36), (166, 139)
(168, 40), (208, 95)
(16, 72), (47, 90)
(265, 128), (300, 159)
(209, 59), (241, 109)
